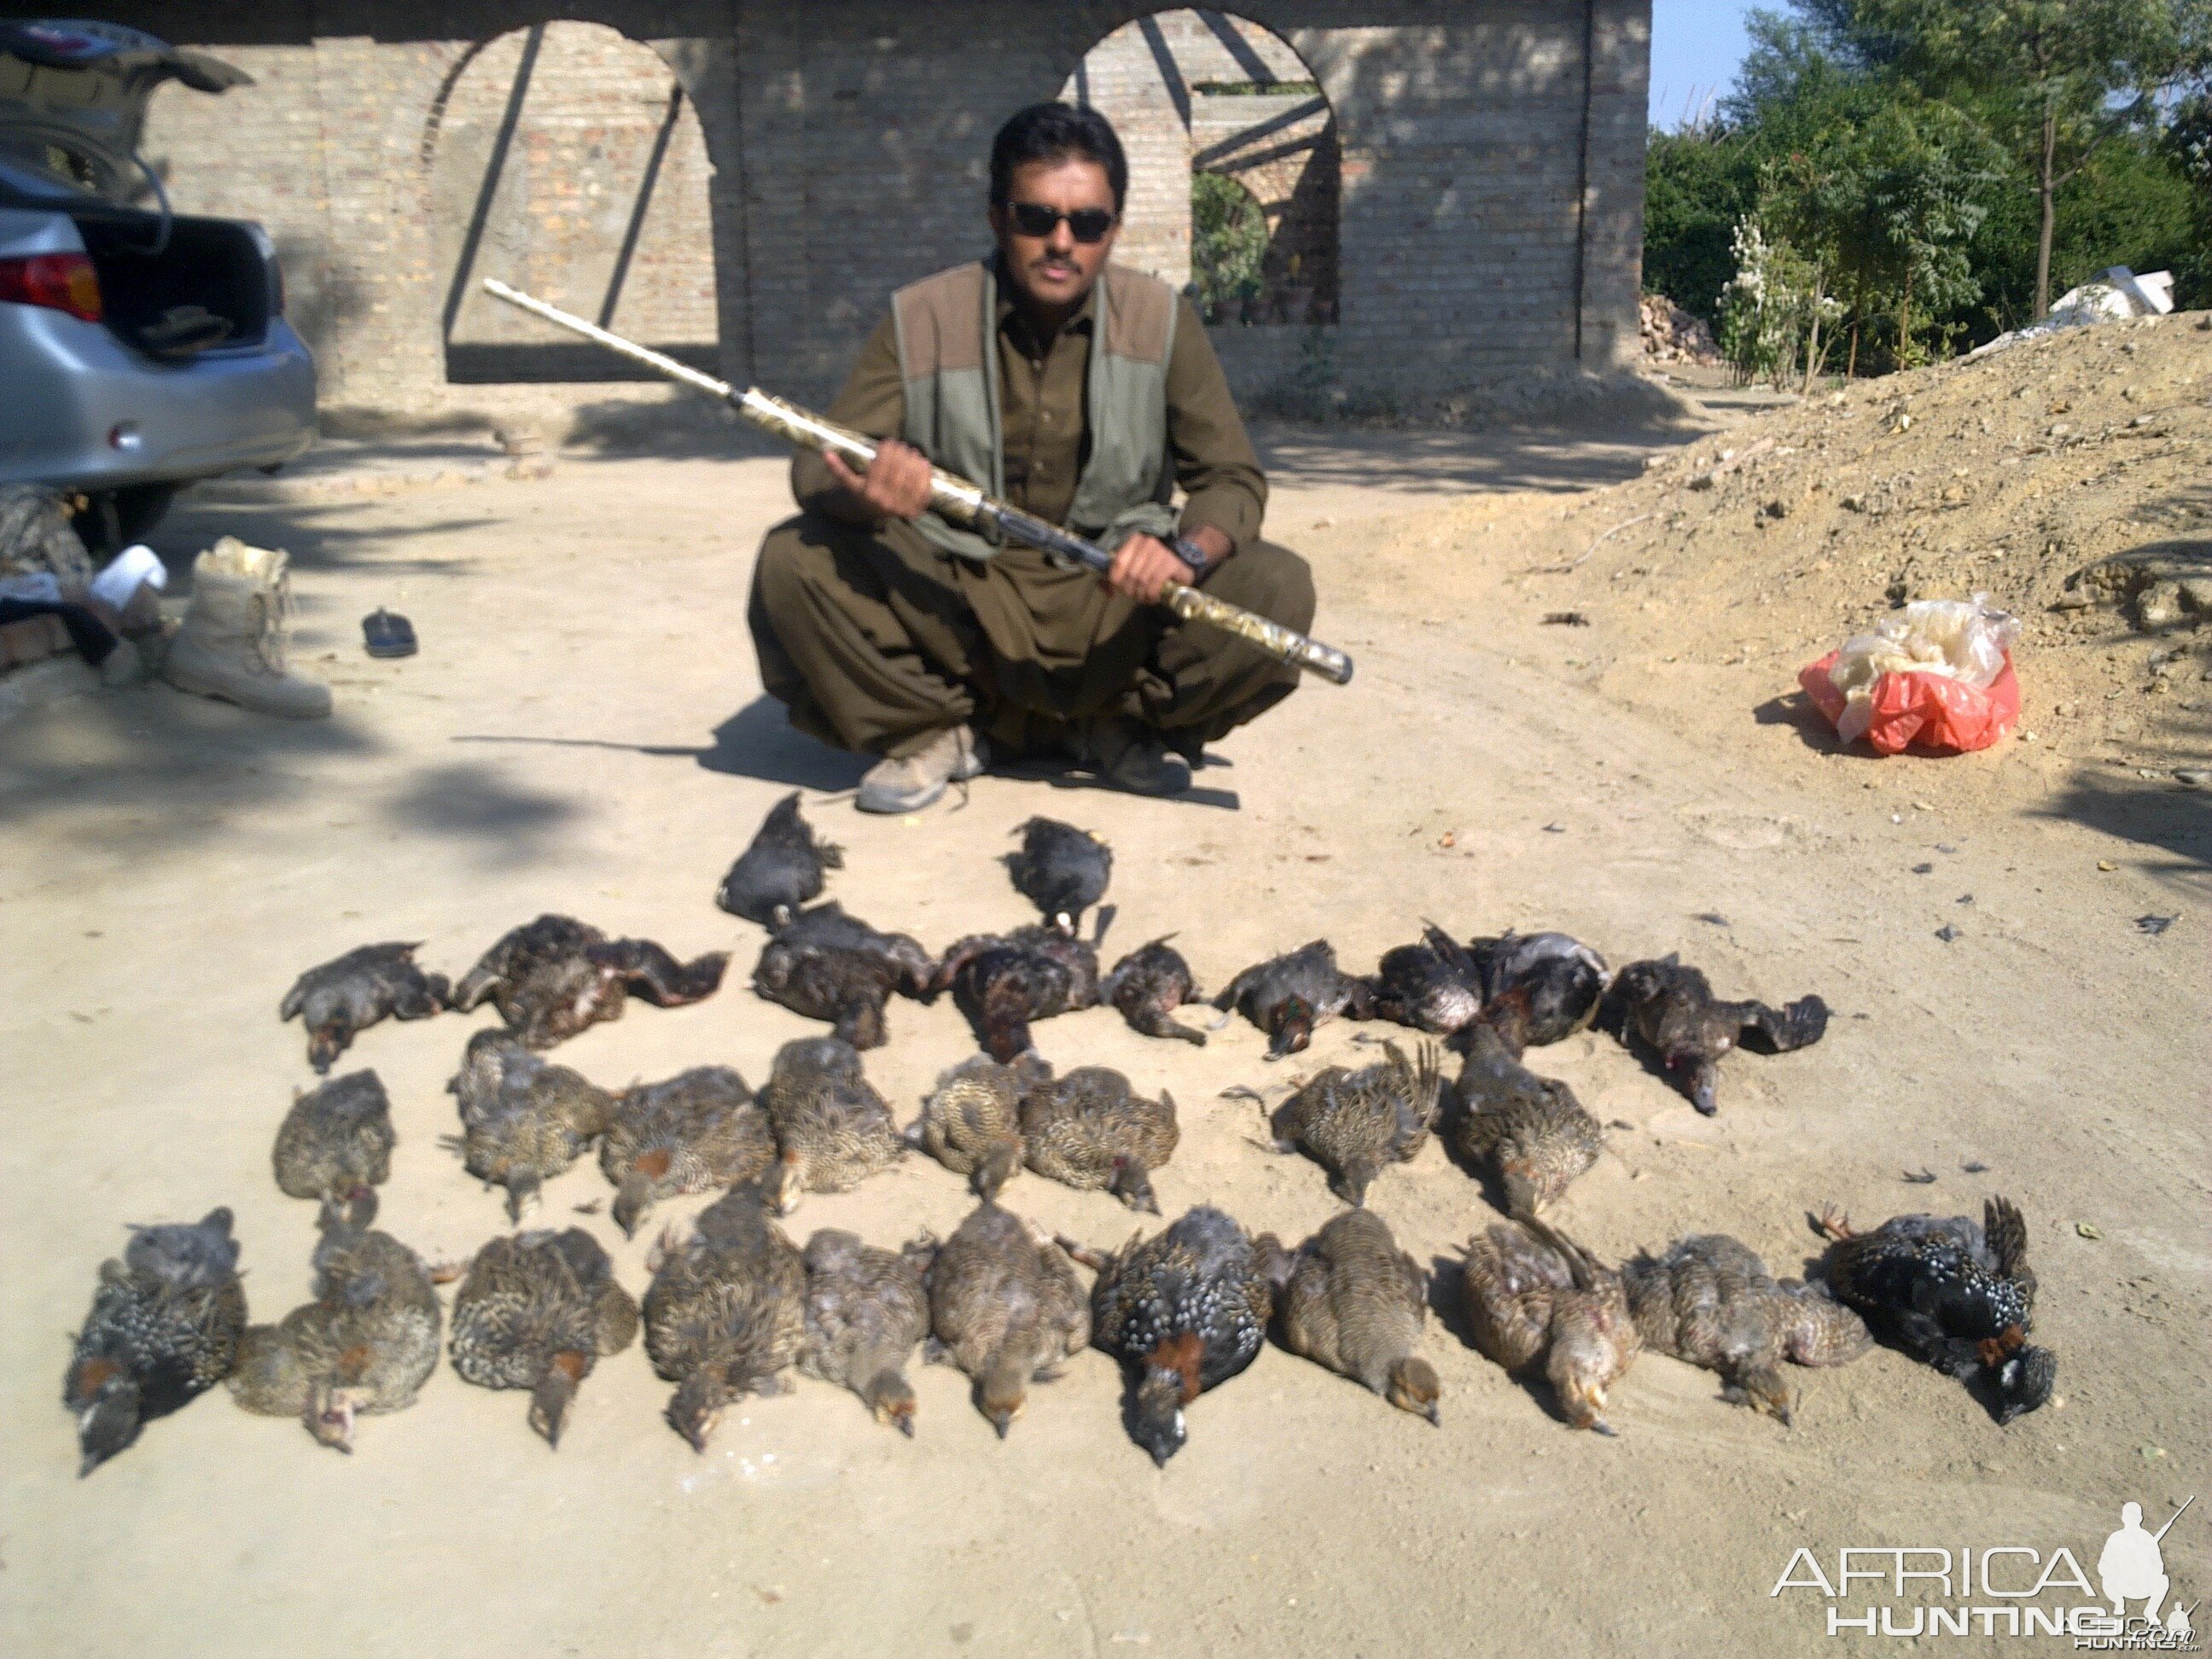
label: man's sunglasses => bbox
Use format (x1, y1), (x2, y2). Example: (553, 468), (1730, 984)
(1006, 202), (1117, 242)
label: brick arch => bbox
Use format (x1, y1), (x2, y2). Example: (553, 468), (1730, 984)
(1061, 8), (1338, 326)
(427, 19), (719, 382)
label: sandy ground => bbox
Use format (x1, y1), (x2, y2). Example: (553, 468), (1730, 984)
(2, 405), (2206, 1658)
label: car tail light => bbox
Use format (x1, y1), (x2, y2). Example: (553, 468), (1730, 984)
(0, 253), (103, 323)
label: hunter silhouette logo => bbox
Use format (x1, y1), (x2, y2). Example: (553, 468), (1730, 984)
(1770, 1494), (2197, 1644)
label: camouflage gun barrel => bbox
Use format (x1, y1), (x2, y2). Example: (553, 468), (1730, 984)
(482, 278), (1353, 685)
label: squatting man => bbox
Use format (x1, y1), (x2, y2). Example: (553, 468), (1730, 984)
(748, 102), (1317, 812)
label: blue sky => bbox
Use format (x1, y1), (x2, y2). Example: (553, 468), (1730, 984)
(1649, 0), (1764, 128)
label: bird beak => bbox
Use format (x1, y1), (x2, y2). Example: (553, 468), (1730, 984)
(1424, 1402), (1441, 1428)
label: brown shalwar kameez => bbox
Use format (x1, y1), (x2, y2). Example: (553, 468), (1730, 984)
(748, 273), (1314, 761)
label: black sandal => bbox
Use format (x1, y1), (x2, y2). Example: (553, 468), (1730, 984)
(362, 608), (417, 658)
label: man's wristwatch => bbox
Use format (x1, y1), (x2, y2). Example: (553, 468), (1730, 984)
(1168, 536), (1215, 579)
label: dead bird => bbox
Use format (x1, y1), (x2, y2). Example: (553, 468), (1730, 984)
(229, 1192), (440, 1452)
(449, 1227), (638, 1447)
(446, 1028), (614, 1222)
(1370, 923), (1486, 1036)
(800, 1228), (934, 1435)
(642, 1185), (807, 1451)
(1258, 1208), (1439, 1424)
(599, 1065), (777, 1238)
(1100, 935), (1208, 1045)
(1063, 1206), (1272, 1467)
(1020, 1066), (1179, 1214)
(935, 920), (1106, 1062)
(753, 901), (937, 1051)
(1004, 815), (1112, 933)
(1452, 991), (1604, 1221)
(927, 1200), (1090, 1437)
(279, 942), (448, 1073)
(1210, 938), (1376, 1057)
(1621, 1233), (1871, 1425)
(272, 1069), (396, 1203)
(1815, 1197), (2054, 1423)
(1606, 955), (1829, 1115)
(758, 1036), (905, 1214)
(1256, 1039), (1440, 1207)
(716, 791), (843, 926)
(1468, 931), (1610, 1048)
(1459, 1220), (1639, 1435)
(451, 914), (729, 1050)
(66, 1208), (247, 1476)
(911, 1051), (1049, 1200)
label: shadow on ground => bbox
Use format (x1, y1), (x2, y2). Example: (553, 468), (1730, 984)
(451, 696), (869, 794)
(1252, 419), (1685, 499)
(381, 760), (585, 862)
(157, 496), (492, 582)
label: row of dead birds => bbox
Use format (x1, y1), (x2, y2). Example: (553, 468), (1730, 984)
(63, 799), (2056, 1476)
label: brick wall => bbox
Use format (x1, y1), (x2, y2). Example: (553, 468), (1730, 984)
(15, 0), (1650, 412)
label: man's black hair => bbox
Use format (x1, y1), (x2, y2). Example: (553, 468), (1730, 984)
(988, 102), (1128, 215)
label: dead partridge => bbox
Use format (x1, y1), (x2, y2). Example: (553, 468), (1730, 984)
(1259, 1208), (1438, 1423)
(1460, 1220), (1639, 1435)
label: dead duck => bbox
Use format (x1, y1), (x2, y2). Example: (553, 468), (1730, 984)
(800, 1228), (934, 1435)
(1004, 816), (1112, 933)
(1606, 955), (1829, 1115)
(927, 1200), (1091, 1437)
(1252, 1039), (1440, 1208)
(1622, 1233), (1871, 1425)
(1062, 1206), (1272, 1466)
(279, 942), (448, 1073)
(716, 791), (843, 926)
(1459, 1220), (1639, 1435)
(1370, 923), (1486, 1036)
(449, 1227), (638, 1447)
(1452, 991), (1604, 1222)
(1468, 931), (1610, 1048)
(600, 1065), (777, 1238)
(642, 1185), (807, 1451)
(1020, 1066), (1179, 1214)
(229, 1192), (441, 1452)
(272, 1069), (396, 1203)
(446, 1028), (614, 1222)
(1210, 939), (1375, 1057)
(1100, 935), (1208, 1045)
(1815, 1197), (2054, 1423)
(935, 919), (1107, 1062)
(451, 914), (729, 1050)
(758, 1036), (905, 1215)
(66, 1208), (247, 1476)
(911, 1051), (1048, 1200)
(1258, 1208), (1439, 1424)
(752, 902), (937, 1051)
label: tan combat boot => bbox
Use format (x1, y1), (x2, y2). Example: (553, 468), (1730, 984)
(161, 537), (332, 719)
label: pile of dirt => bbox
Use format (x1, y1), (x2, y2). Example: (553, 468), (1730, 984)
(1382, 309), (2212, 784)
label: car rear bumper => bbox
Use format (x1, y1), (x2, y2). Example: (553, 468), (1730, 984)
(0, 306), (317, 491)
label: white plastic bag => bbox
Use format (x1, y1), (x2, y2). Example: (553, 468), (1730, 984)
(1825, 594), (2020, 745)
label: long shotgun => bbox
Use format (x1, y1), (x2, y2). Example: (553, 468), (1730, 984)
(482, 278), (1353, 684)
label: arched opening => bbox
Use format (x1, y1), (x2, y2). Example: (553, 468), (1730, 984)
(1062, 10), (1338, 327)
(426, 20), (719, 383)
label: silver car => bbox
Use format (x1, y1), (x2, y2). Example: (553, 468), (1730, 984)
(0, 20), (313, 552)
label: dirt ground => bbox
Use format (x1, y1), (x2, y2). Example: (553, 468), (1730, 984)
(1, 370), (2205, 1657)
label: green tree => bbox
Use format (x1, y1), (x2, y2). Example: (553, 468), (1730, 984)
(1845, 0), (2211, 316)
(1643, 127), (1759, 321)
(1190, 172), (1267, 323)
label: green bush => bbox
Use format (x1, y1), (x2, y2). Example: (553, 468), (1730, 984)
(1191, 171), (1268, 323)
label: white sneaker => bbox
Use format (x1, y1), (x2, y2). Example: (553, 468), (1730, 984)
(856, 725), (987, 813)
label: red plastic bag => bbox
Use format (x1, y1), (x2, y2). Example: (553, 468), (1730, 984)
(1798, 649), (2021, 755)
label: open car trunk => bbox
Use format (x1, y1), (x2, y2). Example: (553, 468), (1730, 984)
(72, 208), (272, 358)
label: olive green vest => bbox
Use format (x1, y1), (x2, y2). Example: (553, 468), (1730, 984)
(890, 259), (1179, 562)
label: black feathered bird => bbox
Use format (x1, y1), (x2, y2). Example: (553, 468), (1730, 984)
(717, 793), (843, 926)
(1101, 936), (1208, 1045)
(936, 922), (1106, 1062)
(1816, 1197), (2054, 1423)
(66, 1208), (247, 1476)
(1004, 817), (1111, 933)
(1606, 955), (1828, 1114)
(1210, 939), (1376, 1058)
(1062, 1207), (1272, 1466)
